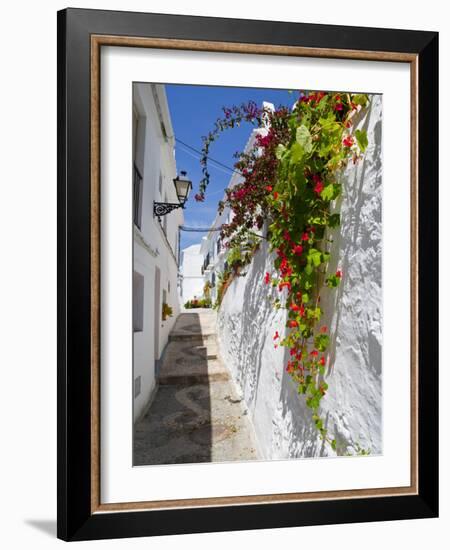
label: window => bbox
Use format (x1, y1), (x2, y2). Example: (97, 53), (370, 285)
(132, 102), (145, 230)
(133, 271), (144, 332)
(133, 164), (143, 229)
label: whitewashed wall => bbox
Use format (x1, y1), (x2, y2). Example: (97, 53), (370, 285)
(133, 83), (183, 422)
(217, 95), (382, 458)
(180, 244), (204, 302)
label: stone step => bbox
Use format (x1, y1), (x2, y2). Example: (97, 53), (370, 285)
(159, 359), (230, 385)
(162, 339), (219, 364)
(169, 332), (217, 343)
(170, 311), (217, 340)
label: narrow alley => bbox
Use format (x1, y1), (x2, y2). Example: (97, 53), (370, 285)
(134, 310), (259, 465)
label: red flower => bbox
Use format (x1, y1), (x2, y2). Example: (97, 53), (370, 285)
(336, 270), (342, 278)
(264, 272), (270, 284)
(299, 304), (305, 317)
(293, 244), (303, 256)
(334, 102), (343, 111)
(343, 135), (354, 148)
(289, 320), (298, 328)
(273, 191), (279, 200)
(284, 231), (291, 242)
(320, 326), (328, 333)
(286, 361), (295, 374)
(314, 181), (324, 194)
(290, 303), (300, 312)
(279, 281), (291, 291)
(290, 348), (297, 356)
(319, 357), (326, 366)
(273, 331), (280, 340)
(194, 193), (205, 202)
(265, 185), (273, 192)
(310, 350), (319, 357)
(301, 232), (310, 241)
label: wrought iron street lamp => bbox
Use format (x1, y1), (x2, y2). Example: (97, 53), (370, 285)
(153, 171), (192, 221)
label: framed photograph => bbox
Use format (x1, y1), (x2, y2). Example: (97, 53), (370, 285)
(57, 8), (438, 541)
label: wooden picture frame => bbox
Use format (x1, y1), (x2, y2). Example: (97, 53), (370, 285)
(57, 8), (438, 541)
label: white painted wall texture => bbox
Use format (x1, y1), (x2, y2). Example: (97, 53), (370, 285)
(217, 95), (382, 458)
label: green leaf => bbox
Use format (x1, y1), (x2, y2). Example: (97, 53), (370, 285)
(355, 129), (368, 152)
(352, 94), (368, 107)
(328, 213), (340, 228)
(315, 418), (323, 430)
(320, 184), (335, 201)
(314, 333), (330, 351)
(289, 141), (304, 164)
(275, 144), (287, 160)
(308, 248), (322, 267)
(331, 439), (337, 451)
(301, 292), (309, 303)
(296, 125), (313, 154)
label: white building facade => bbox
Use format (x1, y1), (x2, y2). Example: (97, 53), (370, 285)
(133, 83), (184, 422)
(180, 244), (204, 303)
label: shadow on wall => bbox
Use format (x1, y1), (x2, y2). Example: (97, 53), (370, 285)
(236, 238), (274, 410)
(218, 95), (383, 459)
(133, 312), (214, 465)
(279, 99), (382, 457)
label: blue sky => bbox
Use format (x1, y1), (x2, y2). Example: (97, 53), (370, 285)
(166, 84), (295, 251)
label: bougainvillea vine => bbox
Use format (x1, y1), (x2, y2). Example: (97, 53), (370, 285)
(197, 91), (369, 453)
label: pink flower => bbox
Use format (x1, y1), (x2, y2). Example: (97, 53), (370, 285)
(266, 185), (273, 192)
(194, 193), (205, 202)
(336, 270), (342, 278)
(273, 331), (280, 340)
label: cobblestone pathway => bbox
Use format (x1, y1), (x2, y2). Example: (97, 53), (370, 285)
(134, 309), (259, 465)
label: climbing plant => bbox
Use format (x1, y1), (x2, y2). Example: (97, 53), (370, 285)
(196, 91), (369, 454)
